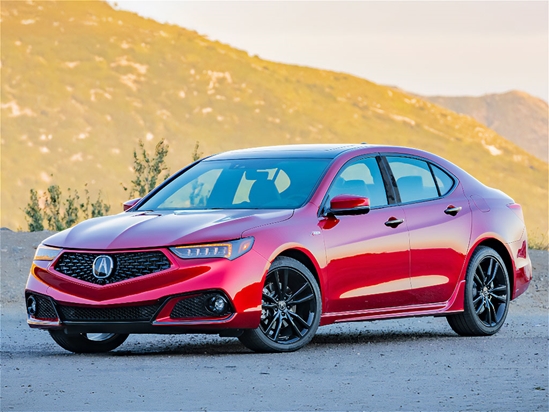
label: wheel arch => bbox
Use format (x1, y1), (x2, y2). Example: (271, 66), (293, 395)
(276, 249), (323, 294)
(470, 237), (515, 296)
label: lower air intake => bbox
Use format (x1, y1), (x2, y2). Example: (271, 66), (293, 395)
(58, 304), (160, 322)
(28, 294), (58, 319)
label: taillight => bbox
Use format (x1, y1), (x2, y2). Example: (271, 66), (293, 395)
(507, 203), (524, 222)
(517, 240), (527, 259)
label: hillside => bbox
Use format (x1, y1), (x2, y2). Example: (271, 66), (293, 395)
(425, 91), (548, 162)
(1, 1), (547, 239)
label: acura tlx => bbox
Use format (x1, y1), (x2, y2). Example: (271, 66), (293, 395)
(25, 144), (532, 353)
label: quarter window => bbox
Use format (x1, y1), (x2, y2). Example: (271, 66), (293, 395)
(431, 164), (454, 196)
(327, 157), (388, 207)
(386, 157), (438, 203)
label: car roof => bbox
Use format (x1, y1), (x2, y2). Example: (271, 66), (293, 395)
(205, 144), (372, 160)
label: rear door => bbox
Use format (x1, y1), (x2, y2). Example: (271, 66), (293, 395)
(384, 156), (472, 305)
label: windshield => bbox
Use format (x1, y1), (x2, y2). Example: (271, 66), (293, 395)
(137, 158), (331, 210)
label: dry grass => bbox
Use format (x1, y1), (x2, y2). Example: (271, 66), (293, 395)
(529, 233), (549, 251)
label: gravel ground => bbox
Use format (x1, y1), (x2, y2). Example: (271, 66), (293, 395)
(1, 229), (547, 411)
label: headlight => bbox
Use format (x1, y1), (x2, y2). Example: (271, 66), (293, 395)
(34, 244), (62, 261)
(170, 237), (254, 261)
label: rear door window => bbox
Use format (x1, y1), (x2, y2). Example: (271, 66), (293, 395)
(386, 157), (438, 203)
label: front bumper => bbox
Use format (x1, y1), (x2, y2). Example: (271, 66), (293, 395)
(25, 248), (270, 333)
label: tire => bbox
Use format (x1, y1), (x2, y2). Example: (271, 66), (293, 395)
(447, 246), (510, 336)
(238, 256), (322, 353)
(49, 330), (129, 353)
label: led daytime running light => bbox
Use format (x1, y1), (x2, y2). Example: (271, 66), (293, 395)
(174, 243), (232, 259)
(170, 237), (254, 260)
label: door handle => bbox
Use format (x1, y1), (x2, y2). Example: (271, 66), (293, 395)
(385, 217), (404, 228)
(444, 205), (462, 216)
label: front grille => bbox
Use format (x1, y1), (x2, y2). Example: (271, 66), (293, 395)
(29, 294), (58, 319)
(57, 304), (160, 322)
(54, 251), (171, 285)
(170, 294), (231, 319)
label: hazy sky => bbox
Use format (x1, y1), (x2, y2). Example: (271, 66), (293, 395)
(112, 1), (548, 101)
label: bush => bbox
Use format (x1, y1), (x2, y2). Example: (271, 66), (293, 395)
(22, 189), (44, 232)
(23, 184), (111, 232)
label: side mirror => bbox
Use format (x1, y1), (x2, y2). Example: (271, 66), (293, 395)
(328, 195), (370, 216)
(123, 198), (141, 211)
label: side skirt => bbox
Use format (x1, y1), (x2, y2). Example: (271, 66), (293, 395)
(320, 280), (466, 326)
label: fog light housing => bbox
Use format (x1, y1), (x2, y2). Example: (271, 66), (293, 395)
(206, 295), (229, 315)
(27, 295), (37, 316)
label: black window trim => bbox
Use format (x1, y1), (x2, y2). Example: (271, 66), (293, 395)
(380, 153), (458, 206)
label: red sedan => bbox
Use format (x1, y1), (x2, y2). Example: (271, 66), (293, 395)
(26, 144), (532, 353)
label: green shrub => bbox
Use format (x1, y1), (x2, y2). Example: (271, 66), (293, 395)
(23, 184), (111, 232)
(22, 189), (44, 232)
(126, 138), (170, 198)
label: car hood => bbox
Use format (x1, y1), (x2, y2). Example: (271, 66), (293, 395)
(43, 209), (293, 250)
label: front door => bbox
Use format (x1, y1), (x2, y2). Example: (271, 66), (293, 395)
(321, 156), (413, 313)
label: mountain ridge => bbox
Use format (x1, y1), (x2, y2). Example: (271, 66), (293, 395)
(423, 90), (548, 162)
(1, 1), (547, 238)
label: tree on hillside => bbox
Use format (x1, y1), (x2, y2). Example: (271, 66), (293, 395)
(43, 185), (64, 232)
(192, 141), (203, 161)
(23, 189), (44, 232)
(125, 139), (170, 198)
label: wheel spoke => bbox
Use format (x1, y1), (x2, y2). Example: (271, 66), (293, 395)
(486, 300), (493, 325)
(487, 300), (497, 324)
(288, 311), (311, 329)
(286, 314), (303, 338)
(289, 293), (314, 305)
(262, 293), (277, 304)
(475, 298), (485, 314)
(476, 264), (486, 285)
(489, 285), (507, 294)
(262, 303), (277, 309)
(265, 311), (280, 332)
(489, 293), (507, 302)
(282, 269), (289, 298)
(272, 313), (283, 341)
(288, 283), (308, 302)
(273, 271), (283, 300)
(486, 258), (494, 281)
(472, 295), (483, 305)
(486, 258), (499, 285)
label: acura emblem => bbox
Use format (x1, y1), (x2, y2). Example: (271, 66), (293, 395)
(92, 255), (114, 279)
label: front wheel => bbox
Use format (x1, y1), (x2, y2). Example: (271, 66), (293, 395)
(49, 330), (129, 353)
(447, 246), (510, 336)
(239, 256), (322, 353)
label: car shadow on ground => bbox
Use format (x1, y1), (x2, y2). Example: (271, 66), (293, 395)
(105, 329), (458, 357)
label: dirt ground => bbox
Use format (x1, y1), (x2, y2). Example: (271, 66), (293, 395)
(1, 229), (547, 411)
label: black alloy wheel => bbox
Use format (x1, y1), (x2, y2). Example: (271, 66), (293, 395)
(49, 330), (129, 353)
(238, 256), (322, 352)
(447, 246), (510, 336)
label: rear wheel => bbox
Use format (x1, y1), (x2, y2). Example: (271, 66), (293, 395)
(447, 246), (510, 336)
(239, 256), (321, 353)
(49, 330), (129, 353)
